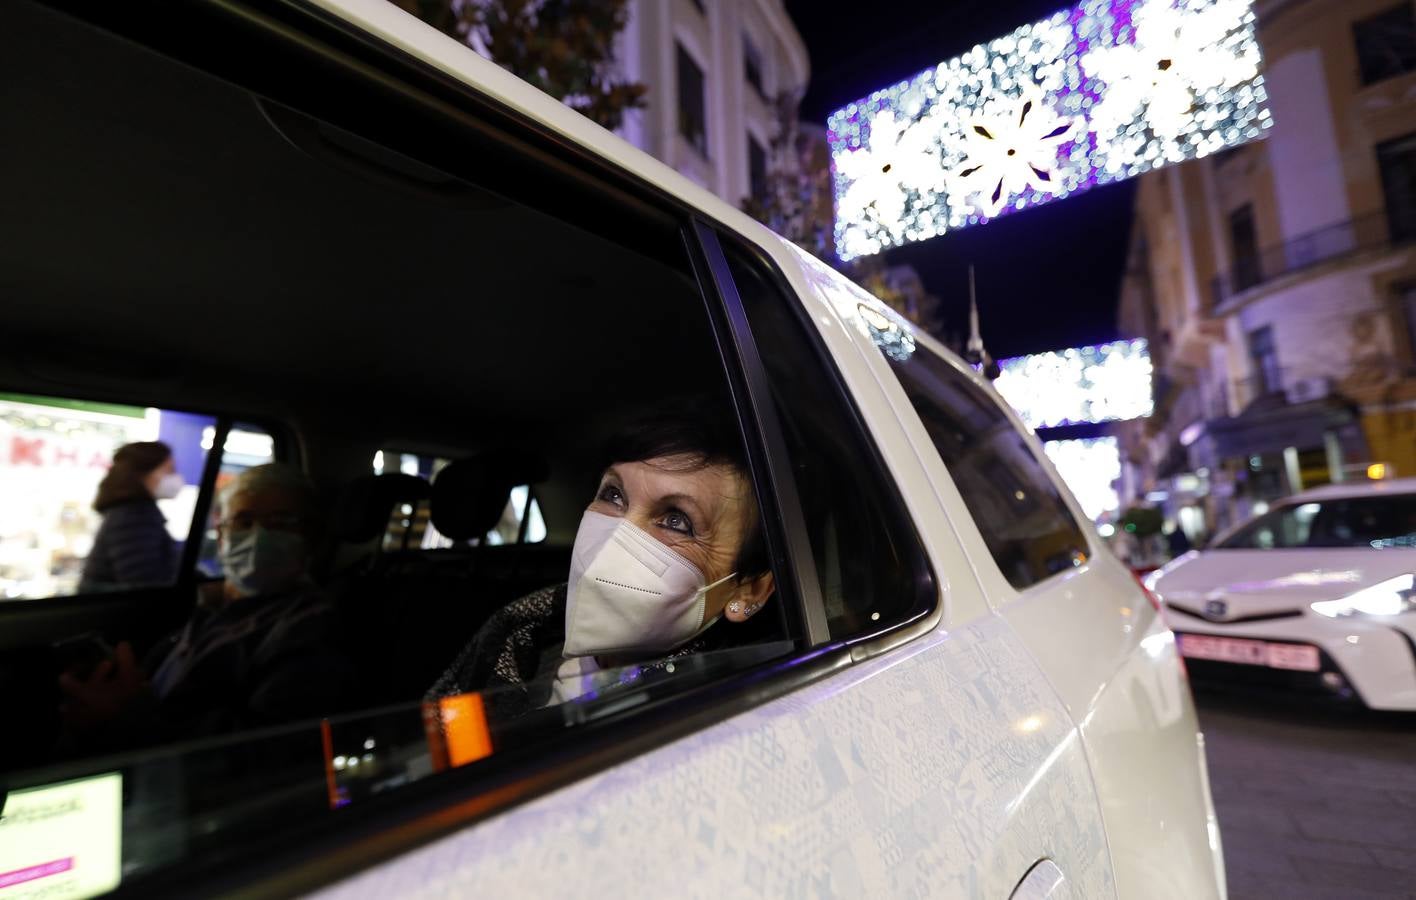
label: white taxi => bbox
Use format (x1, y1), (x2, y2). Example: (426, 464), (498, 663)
(1, 1), (1222, 897)
(1148, 479), (1416, 711)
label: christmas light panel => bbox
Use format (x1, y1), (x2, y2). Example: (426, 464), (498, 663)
(828, 0), (1268, 259)
(1044, 437), (1123, 519)
(994, 339), (1153, 428)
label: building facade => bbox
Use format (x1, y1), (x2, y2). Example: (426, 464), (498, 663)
(1118, 0), (1416, 540)
(615, 0), (809, 209)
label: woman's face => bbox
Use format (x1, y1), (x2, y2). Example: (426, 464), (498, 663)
(588, 454), (771, 623)
(142, 457), (176, 497)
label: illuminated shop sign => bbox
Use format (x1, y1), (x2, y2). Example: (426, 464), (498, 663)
(994, 339), (1152, 429)
(0, 773), (123, 899)
(828, 0), (1268, 259)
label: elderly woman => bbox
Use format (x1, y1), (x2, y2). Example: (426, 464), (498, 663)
(429, 413), (776, 706)
(60, 463), (354, 750)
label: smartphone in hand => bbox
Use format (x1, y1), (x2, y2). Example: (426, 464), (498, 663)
(51, 631), (116, 680)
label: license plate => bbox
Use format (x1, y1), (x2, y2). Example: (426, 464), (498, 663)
(1178, 634), (1321, 672)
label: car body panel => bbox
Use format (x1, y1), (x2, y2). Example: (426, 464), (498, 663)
(826, 317), (1222, 898)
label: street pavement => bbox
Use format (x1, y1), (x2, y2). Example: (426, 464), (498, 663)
(1195, 688), (1416, 899)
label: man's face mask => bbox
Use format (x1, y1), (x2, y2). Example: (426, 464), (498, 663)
(564, 510), (735, 658)
(220, 526), (307, 598)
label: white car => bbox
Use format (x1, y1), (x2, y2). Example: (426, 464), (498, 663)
(1148, 479), (1416, 710)
(1, 1), (1221, 898)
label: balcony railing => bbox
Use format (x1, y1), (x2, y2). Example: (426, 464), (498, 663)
(1211, 210), (1414, 306)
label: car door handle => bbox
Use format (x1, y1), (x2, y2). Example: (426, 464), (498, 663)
(1009, 859), (1067, 900)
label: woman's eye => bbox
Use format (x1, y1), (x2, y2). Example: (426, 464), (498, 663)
(598, 485), (624, 507)
(662, 510), (694, 535)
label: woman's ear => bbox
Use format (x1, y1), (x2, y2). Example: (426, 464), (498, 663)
(724, 572), (775, 623)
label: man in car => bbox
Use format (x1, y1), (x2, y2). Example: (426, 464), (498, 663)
(58, 464), (355, 752)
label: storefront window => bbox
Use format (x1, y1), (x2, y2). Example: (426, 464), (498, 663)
(0, 393), (216, 600)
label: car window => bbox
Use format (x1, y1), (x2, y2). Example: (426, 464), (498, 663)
(723, 241), (935, 640)
(878, 342), (1090, 590)
(1218, 496), (1416, 549)
(0, 392), (217, 600)
(373, 451), (546, 548)
(1, 4), (806, 892)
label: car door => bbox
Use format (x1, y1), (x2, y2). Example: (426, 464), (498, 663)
(835, 312), (1224, 897)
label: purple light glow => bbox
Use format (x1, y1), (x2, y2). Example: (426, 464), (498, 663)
(828, 0), (1269, 259)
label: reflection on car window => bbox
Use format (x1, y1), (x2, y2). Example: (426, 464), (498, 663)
(881, 343), (1090, 590)
(726, 242), (933, 639)
(1218, 496), (1416, 549)
(4, 641), (792, 888)
(0, 392), (216, 600)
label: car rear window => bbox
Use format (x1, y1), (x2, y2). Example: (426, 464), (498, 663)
(1217, 495), (1416, 549)
(876, 341), (1090, 590)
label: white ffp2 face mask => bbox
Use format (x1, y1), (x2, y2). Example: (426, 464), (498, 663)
(564, 510), (736, 658)
(154, 472), (185, 500)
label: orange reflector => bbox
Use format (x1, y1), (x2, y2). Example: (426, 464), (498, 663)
(424, 692), (493, 771)
(1368, 463), (1388, 480)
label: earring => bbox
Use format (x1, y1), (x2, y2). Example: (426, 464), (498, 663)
(728, 600), (744, 616)
(744, 603), (760, 616)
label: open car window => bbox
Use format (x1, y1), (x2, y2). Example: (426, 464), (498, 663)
(0, 2), (813, 894)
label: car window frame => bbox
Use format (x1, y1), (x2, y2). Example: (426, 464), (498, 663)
(14, 1), (934, 895)
(709, 232), (941, 651)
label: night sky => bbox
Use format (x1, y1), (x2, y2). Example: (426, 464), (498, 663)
(784, 0), (1137, 359)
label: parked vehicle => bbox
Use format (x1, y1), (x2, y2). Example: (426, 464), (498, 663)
(0, 1), (1223, 897)
(1147, 478), (1416, 710)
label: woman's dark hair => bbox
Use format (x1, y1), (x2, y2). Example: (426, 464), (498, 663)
(600, 407), (769, 579)
(93, 441), (172, 512)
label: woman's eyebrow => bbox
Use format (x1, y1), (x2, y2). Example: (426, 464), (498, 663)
(659, 492), (706, 519)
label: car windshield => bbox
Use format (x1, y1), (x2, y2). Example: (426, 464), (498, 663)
(1215, 494), (1416, 549)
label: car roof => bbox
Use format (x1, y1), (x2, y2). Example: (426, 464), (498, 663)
(1286, 478), (1416, 503)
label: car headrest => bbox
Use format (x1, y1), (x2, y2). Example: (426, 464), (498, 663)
(331, 473), (432, 543)
(431, 450), (549, 542)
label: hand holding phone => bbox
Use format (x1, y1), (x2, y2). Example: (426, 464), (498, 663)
(51, 631), (115, 681)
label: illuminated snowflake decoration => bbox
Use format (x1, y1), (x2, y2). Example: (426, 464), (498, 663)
(953, 90), (1077, 218)
(828, 0), (1270, 259)
(834, 110), (947, 259)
